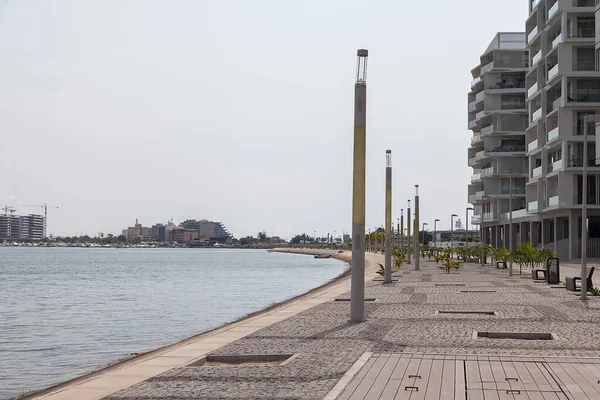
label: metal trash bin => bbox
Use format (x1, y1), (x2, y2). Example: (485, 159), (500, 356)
(546, 258), (560, 284)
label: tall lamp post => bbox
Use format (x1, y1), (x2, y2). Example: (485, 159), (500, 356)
(480, 195), (492, 266)
(407, 200), (411, 264)
(466, 207), (474, 261)
(581, 114), (600, 300)
(384, 150), (392, 284)
(433, 219), (440, 247)
(508, 173), (514, 276)
(414, 185), (420, 270)
(422, 222), (428, 245)
(400, 211), (404, 252)
(450, 214), (458, 257)
(350, 49), (368, 322)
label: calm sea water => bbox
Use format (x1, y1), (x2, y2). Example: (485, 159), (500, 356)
(0, 248), (346, 399)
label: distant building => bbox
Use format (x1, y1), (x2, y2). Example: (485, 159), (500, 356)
(122, 219), (150, 241)
(179, 219), (230, 243)
(0, 214), (44, 241)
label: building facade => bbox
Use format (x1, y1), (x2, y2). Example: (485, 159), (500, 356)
(468, 32), (531, 251)
(0, 214), (45, 241)
(179, 219), (230, 243)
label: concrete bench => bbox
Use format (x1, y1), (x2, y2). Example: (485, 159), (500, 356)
(566, 266), (595, 292)
(532, 269), (546, 280)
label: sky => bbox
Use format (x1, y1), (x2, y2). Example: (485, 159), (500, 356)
(0, 0), (528, 239)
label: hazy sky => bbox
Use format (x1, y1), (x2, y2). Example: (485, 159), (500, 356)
(0, 0), (528, 239)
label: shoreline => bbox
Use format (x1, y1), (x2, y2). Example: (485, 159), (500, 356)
(17, 248), (356, 400)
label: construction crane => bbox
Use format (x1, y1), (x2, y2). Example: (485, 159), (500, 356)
(20, 203), (60, 238)
(2, 205), (16, 216)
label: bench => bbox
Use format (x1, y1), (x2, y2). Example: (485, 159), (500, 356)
(532, 268), (546, 280)
(565, 266), (595, 292)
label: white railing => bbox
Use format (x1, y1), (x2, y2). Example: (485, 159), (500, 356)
(528, 26), (539, 44)
(468, 195), (477, 203)
(547, 127), (559, 142)
(468, 120), (477, 129)
(532, 107), (542, 122)
(475, 91), (484, 102)
(532, 50), (542, 65)
(468, 102), (477, 112)
(533, 166), (543, 178)
(476, 150), (485, 158)
(527, 82), (538, 98)
(468, 157), (477, 166)
(531, 0), (541, 10)
(552, 159), (563, 171)
(528, 139), (538, 152)
(552, 33), (562, 49)
(548, 195), (559, 207)
(548, 2), (559, 19)
(481, 62), (494, 73)
(471, 173), (481, 182)
(548, 64), (559, 81)
(476, 191), (485, 200)
(481, 167), (494, 176)
(481, 125), (494, 135)
(471, 134), (482, 145)
(471, 76), (482, 89)
(484, 212), (496, 220)
(476, 110), (487, 120)
(501, 209), (528, 220)
(471, 215), (481, 223)
(528, 201), (538, 211)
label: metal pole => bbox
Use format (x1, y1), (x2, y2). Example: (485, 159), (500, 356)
(400, 211), (404, 253)
(434, 220), (437, 247)
(350, 49), (368, 322)
(481, 211), (485, 266)
(397, 217), (400, 252)
(581, 116), (589, 300)
(384, 150), (392, 283)
(465, 208), (471, 262)
(451, 215), (454, 255)
(414, 185), (420, 270)
(407, 200), (411, 264)
(509, 174), (513, 276)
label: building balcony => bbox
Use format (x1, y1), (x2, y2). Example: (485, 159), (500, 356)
(471, 214), (481, 223)
(486, 145), (526, 154)
(471, 134), (483, 145)
(471, 173), (482, 182)
(468, 119), (478, 129)
(476, 110), (487, 120)
(551, 34), (562, 50)
(532, 107), (542, 122)
(547, 127), (559, 143)
(573, 194), (600, 205)
(567, 92), (600, 103)
(527, 82), (538, 98)
(548, 2), (559, 19)
(532, 165), (543, 178)
(468, 102), (477, 112)
(573, 61), (595, 72)
(528, 139), (539, 152)
(573, 0), (595, 7)
(528, 200), (538, 212)
(567, 157), (597, 167)
(532, 50), (542, 66)
(567, 28), (595, 39)
(475, 91), (484, 101)
(500, 208), (528, 221)
(547, 64), (559, 81)
(484, 212), (497, 222)
(471, 76), (482, 89)
(468, 156), (477, 166)
(481, 62), (494, 73)
(547, 158), (563, 173)
(527, 26), (539, 44)
(481, 166), (494, 177)
(547, 195), (559, 207)
(573, 122), (596, 136)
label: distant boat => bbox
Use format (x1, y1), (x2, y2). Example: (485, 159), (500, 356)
(314, 254), (331, 259)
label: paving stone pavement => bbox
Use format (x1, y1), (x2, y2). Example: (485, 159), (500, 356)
(104, 259), (600, 400)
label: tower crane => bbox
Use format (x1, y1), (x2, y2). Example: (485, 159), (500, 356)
(20, 203), (60, 238)
(2, 205), (16, 215)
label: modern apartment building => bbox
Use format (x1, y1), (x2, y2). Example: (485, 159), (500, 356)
(179, 219), (230, 243)
(0, 214), (45, 241)
(524, 0), (600, 257)
(468, 33), (531, 251)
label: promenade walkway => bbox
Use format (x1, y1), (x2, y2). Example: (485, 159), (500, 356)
(30, 251), (600, 399)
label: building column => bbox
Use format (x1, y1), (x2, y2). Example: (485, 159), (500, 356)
(553, 217), (558, 253)
(530, 221), (539, 246)
(491, 226), (497, 248)
(569, 210), (579, 259)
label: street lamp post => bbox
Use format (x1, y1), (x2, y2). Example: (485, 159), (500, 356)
(508, 174), (513, 276)
(581, 114), (600, 300)
(350, 49), (368, 322)
(407, 200), (411, 264)
(451, 214), (458, 257)
(400, 210), (404, 253)
(414, 185), (420, 270)
(433, 219), (440, 247)
(422, 222), (428, 245)
(466, 207), (473, 262)
(384, 150), (392, 284)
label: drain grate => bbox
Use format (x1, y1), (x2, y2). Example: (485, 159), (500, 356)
(459, 290), (497, 293)
(188, 354), (297, 367)
(474, 331), (557, 340)
(435, 283), (466, 287)
(334, 298), (377, 302)
(437, 310), (496, 316)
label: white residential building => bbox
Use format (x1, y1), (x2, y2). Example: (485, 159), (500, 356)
(468, 32), (531, 251)
(524, 0), (600, 258)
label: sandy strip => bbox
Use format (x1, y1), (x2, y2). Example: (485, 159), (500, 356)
(19, 249), (382, 400)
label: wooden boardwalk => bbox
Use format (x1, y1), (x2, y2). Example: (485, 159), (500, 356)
(335, 353), (600, 399)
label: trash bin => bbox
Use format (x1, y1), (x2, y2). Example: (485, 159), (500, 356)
(496, 261), (506, 269)
(546, 258), (560, 284)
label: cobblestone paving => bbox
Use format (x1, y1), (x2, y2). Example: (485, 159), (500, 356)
(105, 260), (600, 399)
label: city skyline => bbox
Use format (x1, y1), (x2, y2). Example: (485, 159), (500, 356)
(0, 0), (527, 239)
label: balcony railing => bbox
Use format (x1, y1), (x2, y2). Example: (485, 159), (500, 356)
(468, 102), (477, 112)
(531, 0), (542, 10)
(547, 158), (563, 172)
(551, 34), (562, 49)
(468, 120), (477, 129)
(548, 2), (559, 19)
(548, 64), (559, 81)
(532, 50), (542, 65)
(471, 173), (481, 182)
(568, 157), (597, 167)
(471, 76), (482, 89)
(567, 92), (600, 103)
(475, 150), (485, 158)
(574, 194), (600, 205)
(528, 139), (539, 152)
(547, 127), (559, 142)
(500, 208), (528, 220)
(476, 110), (487, 120)
(481, 125), (494, 135)
(532, 107), (542, 122)
(468, 156), (477, 166)
(568, 28), (595, 39)
(475, 91), (485, 101)
(468, 194), (477, 203)
(484, 212), (496, 221)
(481, 167), (494, 176)
(528, 26), (539, 43)
(486, 145), (526, 153)
(573, 60), (595, 71)
(548, 195), (559, 207)
(471, 134), (483, 145)
(573, 122), (596, 135)
(573, 0), (594, 6)
(532, 165), (543, 178)
(528, 200), (538, 211)
(481, 62), (494, 73)
(471, 214), (481, 223)
(527, 82), (538, 98)
(476, 191), (485, 199)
